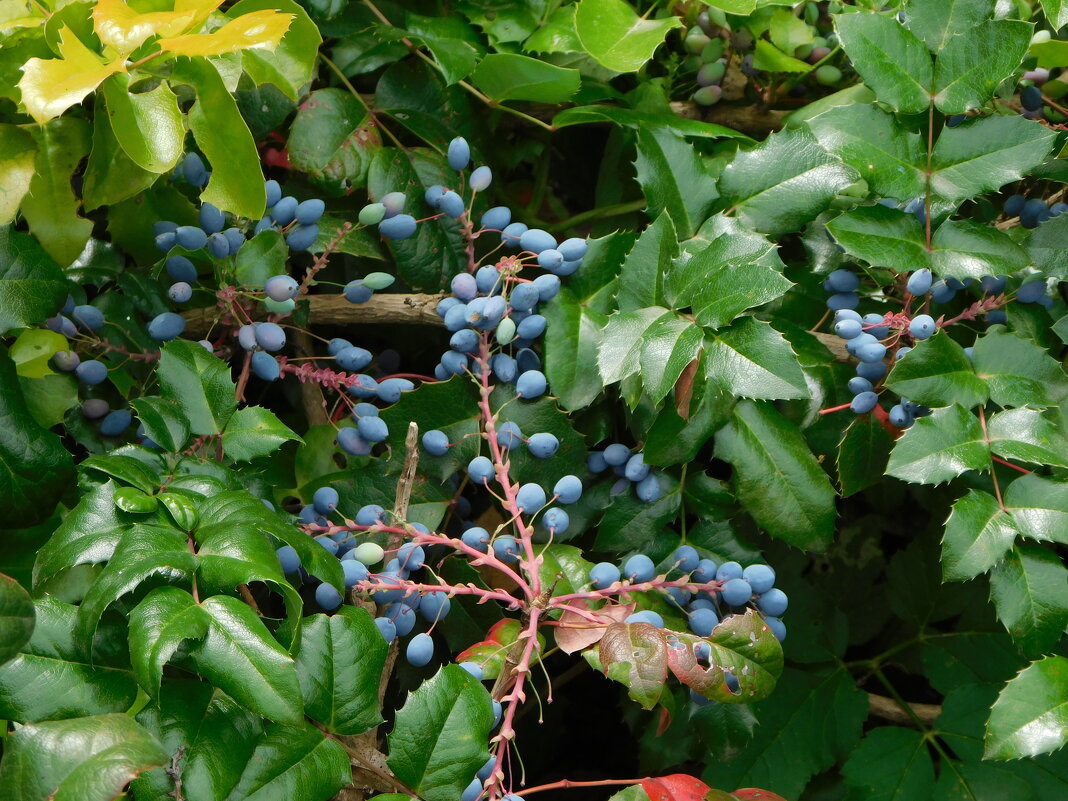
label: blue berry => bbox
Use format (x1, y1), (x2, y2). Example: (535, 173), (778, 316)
(742, 564), (775, 593)
(276, 546), (299, 573)
(459, 662), (483, 681)
(857, 342), (887, 363)
(397, 543), (426, 571)
(313, 486), (339, 515)
(448, 137), (471, 171)
(481, 206), (511, 230)
(72, 305), (105, 331)
(532, 274), (561, 301)
(558, 237), (588, 261)
(847, 376), (873, 395)
(910, 314), (936, 339)
(265, 274), (299, 302)
(519, 228), (557, 254)
(468, 456), (495, 484)
(100, 409), (132, 436)
(624, 453), (649, 482)
(461, 526), (490, 552)
(168, 282), (192, 303)
(497, 421), (523, 449)
(286, 224), (319, 251)
(265, 179), (282, 207)
(379, 214), (417, 239)
(376, 378), (413, 403)
(344, 281), (374, 304)
(516, 483), (546, 512)
(516, 370), (547, 399)
(1003, 194), (1026, 215)
(182, 153), (207, 185)
(357, 415), (389, 443)
(492, 535), (521, 563)
(342, 560), (369, 588)
(624, 554), (655, 582)
(296, 198), (325, 225)
(542, 507), (569, 533)
(834, 319), (862, 339)
(825, 269), (859, 292)
(175, 225), (208, 250)
(336, 346), (372, 372)
(251, 351), (280, 381)
(167, 256), (197, 283)
(148, 312), (186, 341)
(315, 583), (343, 611)
(526, 432), (559, 459)
(625, 610), (664, 628)
(254, 322), (285, 352)
(851, 391), (879, 414)
(906, 268), (933, 296)
(439, 191), (465, 218)
(199, 202), (224, 234)
(501, 222), (528, 247)
(758, 588), (788, 616)
(422, 430), (449, 456)
(451, 272), (478, 300)
(1017, 280), (1047, 303)
(635, 473), (662, 502)
(764, 615), (787, 642)
(374, 617), (397, 642)
(689, 607), (719, 637)
(469, 166), (492, 191)
(76, 359), (108, 386)
(553, 475), (583, 504)
(721, 578), (753, 606)
(856, 361), (887, 381)
(589, 562), (621, 589)
(672, 545), (700, 572)
(826, 292), (859, 311)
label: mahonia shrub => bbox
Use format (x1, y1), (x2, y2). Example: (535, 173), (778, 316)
(1, 1), (1067, 801)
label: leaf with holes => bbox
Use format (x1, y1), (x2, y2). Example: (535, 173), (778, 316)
(597, 621), (670, 709)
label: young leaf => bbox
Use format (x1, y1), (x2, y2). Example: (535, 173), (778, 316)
(157, 9), (294, 57)
(296, 608), (389, 734)
(555, 599), (635, 655)
(985, 656), (1068, 759)
(640, 774), (714, 801)
(989, 545), (1068, 657)
(933, 20), (1030, 113)
(0, 714), (168, 801)
(718, 128), (857, 236)
(834, 13), (933, 113)
(941, 490), (1018, 582)
(387, 664), (495, 801)
(884, 331), (988, 408)
(885, 404), (988, 484)
(91, 0), (215, 55)
(230, 0), (323, 99)
(156, 340), (238, 436)
(574, 0), (682, 73)
(0, 124), (37, 224)
(714, 400), (836, 551)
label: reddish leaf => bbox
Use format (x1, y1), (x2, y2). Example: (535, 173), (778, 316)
(641, 773), (713, 801)
(675, 358), (700, 420)
(555, 599), (635, 654)
(732, 790), (788, 801)
(656, 704), (672, 737)
(599, 622), (669, 709)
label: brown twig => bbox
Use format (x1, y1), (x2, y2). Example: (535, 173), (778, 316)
(867, 692), (941, 726)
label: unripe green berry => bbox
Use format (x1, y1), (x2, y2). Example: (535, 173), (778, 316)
(815, 65), (842, 86)
(700, 38), (724, 63)
(496, 317), (517, 345)
(697, 60), (726, 87)
(264, 297), (296, 313)
(693, 85), (723, 106)
(362, 272), (395, 291)
(354, 542), (384, 565)
(359, 203), (386, 225)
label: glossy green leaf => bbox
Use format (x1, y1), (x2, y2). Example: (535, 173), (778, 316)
(223, 721), (351, 800)
(834, 12), (933, 113)
(930, 218), (1030, 280)
(618, 211), (675, 313)
(100, 73), (184, 174)
(753, 39), (811, 73)
(806, 104), (925, 200)
(296, 608), (388, 734)
(0, 650), (138, 722)
(33, 481), (126, 589)
(129, 397), (191, 453)
(82, 94), (156, 211)
(600, 307), (675, 387)
(574, 0), (681, 72)
(986, 656), (1068, 759)
(190, 595), (303, 723)
(156, 339), (237, 436)
(544, 288), (610, 411)
(971, 327), (1068, 408)
(387, 664), (494, 801)
(635, 127), (719, 239)
(20, 117), (92, 265)
(987, 408), (1068, 468)
(287, 88), (380, 197)
(1026, 214), (1068, 281)
(0, 572), (34, 665)
(904, 0), (992, 52)
(841, 726), (935, 801)
(636, 313), (704, 406)
(930, 115), (1057, 203)
(0, 349), (75, 526)
(0, 227), (66, 335)
(594, 472), (682, 552)
(174, 57), (266, 219)
(10, 328), (67, 379)
(1003, 474), (1068, 545)
(826, 205), (928, 272)
(128, 587), (210, 695)
(719, 128), (857, 236)
(836, 415), (894, 497)
(884, 331), (987, 408)
(714, 400), (836, 551)
(81, 454), (160, 494)
(989, 545), (1068, 657)
(552, 104), (746, 139)
(114, 485), (159, 514)
(942, 490), (1018, 582)
(885, 404), (988, 484)
(703, 318), (808, 401)
(233, 0), (322, 99)
(0, 123), (37, 223)
(0, 714), (168, 801)
(222, 405), (301, 461)
(933, 20), (1030, 112)
(668, 217), (791, 330)
(470, 53), (579, 102)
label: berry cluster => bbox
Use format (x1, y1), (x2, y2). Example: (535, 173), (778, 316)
(1002, 193), (1068, 229)
(587, 444), (663, 502)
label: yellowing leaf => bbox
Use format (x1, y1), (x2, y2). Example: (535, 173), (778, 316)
(92, 0), (223, 56)
(157, 9), (293, 57)
(0, 0), (45, 31)
(18, 27), (126, 124)
(0, 124), (36, 223)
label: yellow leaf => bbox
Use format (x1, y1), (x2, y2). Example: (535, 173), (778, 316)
(0, 124), (36, 223)
(92, 0), (224, 56)
(0, 0), (45, 31)
(18, 27), (126, 124)
(157, 9), (293, 57)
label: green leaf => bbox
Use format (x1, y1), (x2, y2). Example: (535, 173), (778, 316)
(885, 404), (988, 484)
(470, 53), (579, 102)
(1026, 214), (1068, 281)
(235, 229), (288, 287)
(842, 727), (935, 801)
(0, 714), (168, 801)
(989, 545), (1068, 657)
(191, 595), (303, 723)
(1041, 0), (1068, 29)
(930, 115), (1057, 203)
(904, 0), (992, 52)
(669, 217), (791, 330)
(719, 128), (858, 236)
(174, 57), (266, 219)
(10, 328), (67, 378)
(0, 227), (66, 334)
(706, 666), (868, 798)
(33, 481), (126, 589)
(128, 587), (210, 696)
(296, 608), (388, 734)
(82, 95), (155, 211)
(714, 400), (836, 551)
(387, 664), (494, 801)
(543, 288), (610, 411)
(0, 651), (138, 722)
(379, 377), (479, 482)
(933, 20), (1031, 112)
(129, 397), (191, 453)
(594, 473), (682, 552)
(287, 88), (381, 197)
(574, 0), (681, 72)
(599, 307), (675, 387)
(971, 327), (1068, 408)
(20, 373), (78, 429)
(81, 454), (161, 494)
(1003, 474), (1068, 545)
(753, 39), (811, 73)
(618, 211), (675, 313)
(0, 349), (74, 526)
(806, 104), (925, 200)
(942, 490), (1018, 582)
(634, 313), (704, 406)
(100, 73), (183, 174)
(836, 415), (895, 497)
(233, 0), (323, 99)
(20, 117), (92, 265)
(0, 123), (37, 224)
(223, 721), (351, 800)
(156, 339), (237, 436)
(930, 218), (1030, 280)
(222, 406), (301, 461)
(703, 318), (809, 401)
(986, 656), (1068, 759)
(634, 127), (719, 239)
(551, 105), (747, 140)
(834, 12), (933, 113)
(884, 331), (988, 408)
(826, 205), (928, 273)
(0, 572), (34, 665)
(597, 622), (669, 709)
(987, 408), (1068, 468)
